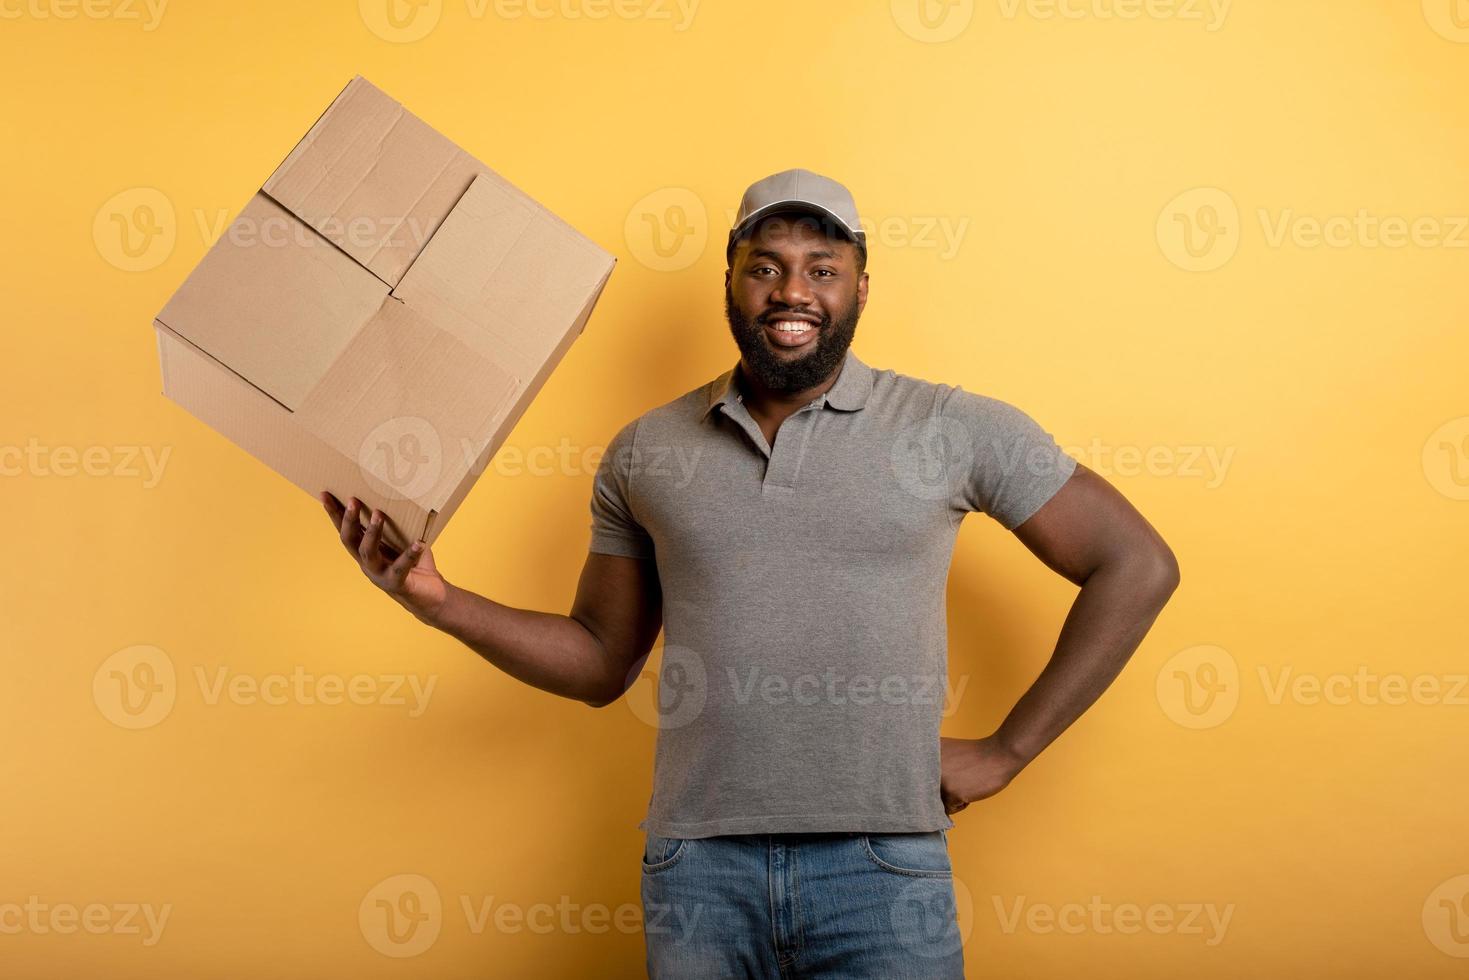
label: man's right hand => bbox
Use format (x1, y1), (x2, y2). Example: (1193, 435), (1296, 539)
(321, 492), (451, 624)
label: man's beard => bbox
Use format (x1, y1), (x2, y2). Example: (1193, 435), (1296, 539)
(723, 285), (861, 393)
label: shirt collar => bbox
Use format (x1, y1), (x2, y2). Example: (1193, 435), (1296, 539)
(700, 348), (874, 421)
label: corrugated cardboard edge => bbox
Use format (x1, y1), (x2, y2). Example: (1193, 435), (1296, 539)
(424, 257), (617, 543)
(269, 76), (611, 278)
(154, 320), (433, 553)
(154, 309), (294, 413)
(265, 75), (365, 189)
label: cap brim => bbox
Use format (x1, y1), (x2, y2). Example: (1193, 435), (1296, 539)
(729, 200), (866, 249)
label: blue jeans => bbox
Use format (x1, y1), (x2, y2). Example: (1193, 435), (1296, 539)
(640, 830), (965, 979)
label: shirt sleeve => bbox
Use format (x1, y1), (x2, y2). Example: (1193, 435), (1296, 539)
(940, 385), (1077, 530)
(588, 417), (656, 559)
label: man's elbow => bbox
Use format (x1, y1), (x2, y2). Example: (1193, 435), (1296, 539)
(580, 688), (617, 709)
(1140, 542), (1181, 601)
(580, 678), (631, 709)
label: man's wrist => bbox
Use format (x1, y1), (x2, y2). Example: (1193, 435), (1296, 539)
(989, 732), (1035, 775)
(413, 582), (461, 631)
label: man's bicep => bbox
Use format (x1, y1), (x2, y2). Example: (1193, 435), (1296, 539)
(942, 387), (1075, 528)
(570, 552), (663, 692)
(588, 417), (657, 558)
(1011, 462), (1176, 587)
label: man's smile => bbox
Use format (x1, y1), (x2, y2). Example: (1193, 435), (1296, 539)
(762, 313), (823, 350)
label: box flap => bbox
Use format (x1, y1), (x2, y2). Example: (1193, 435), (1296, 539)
(294, 299), (520, 512)
(154, 193), (388, 410)
(389, 173), (617, 379)
(155, 322), (436, 552)
(263, 76), (483, 289)
(433, 259), (616, 529)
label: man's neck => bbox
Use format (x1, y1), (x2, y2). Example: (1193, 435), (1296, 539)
(734, 358), (843, 421)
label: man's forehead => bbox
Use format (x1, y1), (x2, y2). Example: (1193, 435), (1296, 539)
(736, 215), (858, 260)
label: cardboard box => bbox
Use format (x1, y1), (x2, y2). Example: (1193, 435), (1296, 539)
(153, 76), (616, 552)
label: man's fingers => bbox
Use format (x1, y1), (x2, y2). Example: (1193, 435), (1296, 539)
(338, 496), (366, 554)
(325, 494), (403, 578)
(384, 541), (425, 589)
(322, 492), (350, 537)
(358, 509), (387, 569)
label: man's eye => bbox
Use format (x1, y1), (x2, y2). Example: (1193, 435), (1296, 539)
(814, 269), (835, 277)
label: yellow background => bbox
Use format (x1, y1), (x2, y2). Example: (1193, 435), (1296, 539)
(3, 0), (1467, 976)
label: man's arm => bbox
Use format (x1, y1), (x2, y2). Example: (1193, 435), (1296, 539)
(321, 493), (663, 709)
(940, 463), (1180, 814)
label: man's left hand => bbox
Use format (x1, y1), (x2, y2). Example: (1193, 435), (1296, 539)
(939, 736), (1028, 815)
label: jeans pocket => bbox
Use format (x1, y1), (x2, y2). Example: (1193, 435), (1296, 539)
(641, 831), (690, 875)
(859, 831), (953, 878)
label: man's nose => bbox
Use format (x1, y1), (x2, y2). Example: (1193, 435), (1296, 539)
(770, 272), (815, 308)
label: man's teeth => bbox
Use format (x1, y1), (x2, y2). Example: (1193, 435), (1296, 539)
(771, 321), (813, 332)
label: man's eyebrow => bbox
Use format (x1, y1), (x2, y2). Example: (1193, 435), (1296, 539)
(749, 247), (841, 262)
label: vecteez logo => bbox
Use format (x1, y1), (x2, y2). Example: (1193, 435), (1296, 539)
(1157, 188), (1240, 273)
(1159, 187), (1469, 272)
(1424, 417), (1469, 501)
(624, 644), (708, 730)
(1157, 644), (1469, 730)
(93, 188), (177, 273)
(92, 646), (439, 729)
(1424, 874), (1469, 957)
(356, 415), (445, 503)
(359, 875), (443, 958)
(891, 0), (976, 43)
(890, 416), (975, 502)
(624, 187), (708, 272)
(0, 898), (172, 945)
(1422, 0), (1469, 42)
(359, 0), (443, 42)
(360, 0), (700, 42)
(93, 645), (177, 730)
(0, 0), (168, 30)
(1155, 644), (1239, 729)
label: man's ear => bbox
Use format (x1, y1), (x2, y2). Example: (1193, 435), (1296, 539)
(856, 271), (870, 315)
(724, 268), (732, 290)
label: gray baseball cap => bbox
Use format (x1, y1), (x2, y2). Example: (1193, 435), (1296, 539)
(727, 168), (866, 262)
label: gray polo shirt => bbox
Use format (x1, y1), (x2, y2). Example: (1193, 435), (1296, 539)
(589, 348), (1076, 838)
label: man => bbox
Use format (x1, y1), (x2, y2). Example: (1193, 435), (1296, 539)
(321, 169), (1180, 978)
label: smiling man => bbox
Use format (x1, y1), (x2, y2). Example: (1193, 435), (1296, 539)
(322, 169), (1180, 978)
